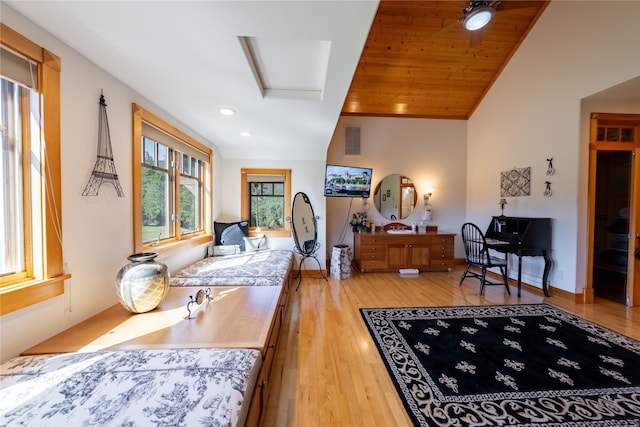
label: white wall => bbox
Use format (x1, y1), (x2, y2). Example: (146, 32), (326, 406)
(326, 116), (468, 260)
(467, 1), (640, 293)
(219, 159), (327, 269)
(0, 5), (219, 362)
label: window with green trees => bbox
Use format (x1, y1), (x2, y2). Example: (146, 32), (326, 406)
(241, 168), (291, 238)
(133, 104), (212, 255)
(250, 181), (284, 228)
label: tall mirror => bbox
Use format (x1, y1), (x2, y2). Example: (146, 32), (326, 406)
(291, 192), (318, 255)
(291, 192), (326, 289)
(373, 174), (417, 220)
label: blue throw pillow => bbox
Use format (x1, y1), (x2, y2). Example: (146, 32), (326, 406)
(214, 221), (249, 250)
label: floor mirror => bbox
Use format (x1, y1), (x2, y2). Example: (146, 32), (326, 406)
(290, 192), (327, 289)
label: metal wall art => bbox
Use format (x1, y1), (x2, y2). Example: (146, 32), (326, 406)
(82, 91), (124, 197)
(544, 157), (554, 196)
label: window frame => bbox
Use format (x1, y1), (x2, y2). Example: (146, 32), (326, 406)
(132, 104), (212, 257)
(241, 168), (291, 238)
(0, 23), (69, 315)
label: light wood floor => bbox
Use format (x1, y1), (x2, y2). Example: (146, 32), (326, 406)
(263, 266), (640, 427)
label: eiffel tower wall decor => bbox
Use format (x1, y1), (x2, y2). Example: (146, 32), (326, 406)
(82, 91), (124, 197)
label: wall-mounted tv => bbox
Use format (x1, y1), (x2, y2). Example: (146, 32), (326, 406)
(324, 164), (373, 198)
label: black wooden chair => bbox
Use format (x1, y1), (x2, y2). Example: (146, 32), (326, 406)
(459, 222), (510, 295)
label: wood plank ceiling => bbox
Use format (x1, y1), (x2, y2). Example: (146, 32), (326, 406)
(342, 0), (549, 119)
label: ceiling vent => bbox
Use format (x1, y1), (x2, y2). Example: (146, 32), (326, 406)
(345, 127), (361, 155)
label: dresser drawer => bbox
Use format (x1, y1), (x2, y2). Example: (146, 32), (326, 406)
(430, 259), (454, 269)
(430, 245), (453, 259)
(358, 234), (390, 245)
(430, 236), (454, 259)
(360, 260), (388, 270)
(360, 251), (386, 261)
(360, 244), (386, 254)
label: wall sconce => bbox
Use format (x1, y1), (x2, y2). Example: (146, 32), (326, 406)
(423, 189), (434, 221)
(362, 197), (370, 212)
(423, 190), (433, 204)
(499, 198), (507, 216)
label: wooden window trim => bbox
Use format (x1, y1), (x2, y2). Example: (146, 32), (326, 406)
(0, 24), (69, 315)
(132, 104), (213, 256)
(241, 168), (291, 238)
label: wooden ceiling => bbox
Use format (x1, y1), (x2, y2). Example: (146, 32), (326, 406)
(342, 1), (549, 119)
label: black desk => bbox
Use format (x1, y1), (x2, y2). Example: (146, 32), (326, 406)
(485, 217), (552, 297)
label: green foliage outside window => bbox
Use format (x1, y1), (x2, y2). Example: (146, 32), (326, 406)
(250, 182), (284, 228)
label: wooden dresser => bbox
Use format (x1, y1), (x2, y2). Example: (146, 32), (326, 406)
(354, 231), (455, 273)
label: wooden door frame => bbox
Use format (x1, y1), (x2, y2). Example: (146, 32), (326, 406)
(586, 112), (640, 306)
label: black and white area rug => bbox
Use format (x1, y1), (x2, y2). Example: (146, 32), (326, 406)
(360, 304), (640, 426)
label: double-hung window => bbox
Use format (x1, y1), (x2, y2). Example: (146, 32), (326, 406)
(241, 168), (291, 237)
(133, 105), (212, 256)
(1, 24), (67, 315)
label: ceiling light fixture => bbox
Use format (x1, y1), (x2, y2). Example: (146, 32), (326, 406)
(219, 108), (236, 116)
(461, 1), (497, 31)
(240, 131), (252, 137)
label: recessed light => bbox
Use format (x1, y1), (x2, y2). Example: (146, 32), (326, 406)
(219, 108), (236, 116)
(240, 131), (252, 137)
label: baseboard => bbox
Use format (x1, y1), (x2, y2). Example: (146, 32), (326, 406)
(298, 269), (327, 278)
(482, 269), (575, 302)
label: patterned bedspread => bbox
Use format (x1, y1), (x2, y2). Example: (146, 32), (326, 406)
(1, 348), (261, 427)
(171, 249), (293, 287)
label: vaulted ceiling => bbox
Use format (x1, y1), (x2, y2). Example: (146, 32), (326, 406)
(4, 1), (549, 160)
(343, 1), (549, 119)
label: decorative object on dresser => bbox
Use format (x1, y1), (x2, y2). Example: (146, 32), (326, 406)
(361, 304), (640, 427)
(115, 252), (169, 313)
(185, 287), (214, 319)
(353, 225), (454, 273)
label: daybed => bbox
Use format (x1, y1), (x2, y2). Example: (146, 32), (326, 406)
(1, 348), (261, 427)
(171, 249), (294, 287)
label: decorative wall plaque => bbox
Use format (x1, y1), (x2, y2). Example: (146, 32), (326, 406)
(500, 166), (531, 197)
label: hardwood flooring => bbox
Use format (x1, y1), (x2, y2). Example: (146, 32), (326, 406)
(263, 267), (640, 427)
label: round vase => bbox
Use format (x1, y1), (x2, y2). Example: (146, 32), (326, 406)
(115, 252), (169, 313)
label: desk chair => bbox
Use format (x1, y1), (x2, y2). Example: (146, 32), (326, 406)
(459, 222), (510, 295)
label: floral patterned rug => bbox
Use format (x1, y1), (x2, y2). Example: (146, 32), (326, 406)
(360, 304), (640, 426)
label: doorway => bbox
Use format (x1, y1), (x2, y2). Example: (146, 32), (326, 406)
(587, 113), (640, 307)
(592, 151), (631, 303)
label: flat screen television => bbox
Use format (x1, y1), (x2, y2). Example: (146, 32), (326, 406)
(324, 164), (373, 198)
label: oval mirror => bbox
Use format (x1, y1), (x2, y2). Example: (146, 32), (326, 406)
(373, 174), (417, 220)
(291, 192), (318, 255)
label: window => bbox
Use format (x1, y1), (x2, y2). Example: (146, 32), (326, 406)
(133, 104), (212, 256)
(0, 24), (68, 315)
(241, 169), (291, 237)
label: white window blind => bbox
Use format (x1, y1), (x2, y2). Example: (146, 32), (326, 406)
(246, 174), (286, 182)
(0, 46), (38, 90)
(142, 122), (208, 162)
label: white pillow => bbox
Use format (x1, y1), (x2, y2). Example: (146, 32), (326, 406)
(213, 245), (240, 256)
(243, 236), (268, 252)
